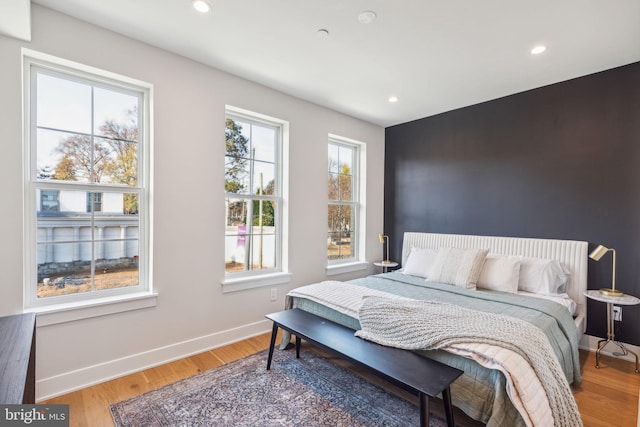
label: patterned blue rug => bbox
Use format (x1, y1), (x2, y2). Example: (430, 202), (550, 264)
(110, 348), (450, 426)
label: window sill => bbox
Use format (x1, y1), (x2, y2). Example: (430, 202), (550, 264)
(326, 261), (369, 276)
(222, 272), (292, 293)
(28, 292), (158, 327)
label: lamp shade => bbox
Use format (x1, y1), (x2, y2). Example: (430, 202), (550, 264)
(378, 233), (385, 244)
(589, 245), (610, 261)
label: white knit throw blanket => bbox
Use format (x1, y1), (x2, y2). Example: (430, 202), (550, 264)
(355, 296), (583, 427)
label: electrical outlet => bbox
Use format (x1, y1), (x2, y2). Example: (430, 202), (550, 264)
(613, 305), (622, 322)
(270, 288), (278, 302)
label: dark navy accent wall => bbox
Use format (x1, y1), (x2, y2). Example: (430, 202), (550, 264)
(384, 62), (640, 345)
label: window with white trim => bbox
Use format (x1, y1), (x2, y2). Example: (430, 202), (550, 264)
(224, 108), (287, 282)
(327, 138), (361, 263)
(24, 53), (151, 309)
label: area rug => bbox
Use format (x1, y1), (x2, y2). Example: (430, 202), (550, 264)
(110, 348), (451, 426)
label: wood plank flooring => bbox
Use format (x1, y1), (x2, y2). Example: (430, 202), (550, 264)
(42, 332), (640, 426)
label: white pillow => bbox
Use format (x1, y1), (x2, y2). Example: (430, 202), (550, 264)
(428, 247), (489, 289)
(477, 254), (521, 293)
(402, 247), (438, 278)
(518, 257), (568, 295)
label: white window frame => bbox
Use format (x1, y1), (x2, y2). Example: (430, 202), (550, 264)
(222, 106), (290, 292)
(22, 49), (155, 322)
(326, 134), (367, 275)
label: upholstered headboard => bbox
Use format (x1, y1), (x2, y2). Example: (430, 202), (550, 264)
(401, 232), (589, 331)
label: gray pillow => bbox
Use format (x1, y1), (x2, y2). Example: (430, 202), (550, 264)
(428, 247), (489, 289)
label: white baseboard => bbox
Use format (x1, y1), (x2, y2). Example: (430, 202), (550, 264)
(36, 319), (272, 401)
(580, 334), (640, 364)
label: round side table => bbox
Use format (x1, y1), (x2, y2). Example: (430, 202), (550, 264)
(584, 290), (640, 373)
(373, 261), (398, 273)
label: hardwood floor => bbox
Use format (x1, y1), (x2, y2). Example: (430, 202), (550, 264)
(42, 333), (640, 426)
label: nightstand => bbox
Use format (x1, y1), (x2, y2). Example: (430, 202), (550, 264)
(584, 290), (640, 373)
(373, 261), (398, 273)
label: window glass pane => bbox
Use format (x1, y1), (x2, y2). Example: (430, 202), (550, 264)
(226, 198), (248, 227)
(327, 204), (354, 260)
(339, 172), (353, 201)
(94, 87), (139, 142)
(328, 172), (339, 201)
(225, 118), (250, 158)
(251, 199), (276, 227)
(37, 241), (92, 298)
(339, 145), (353, 173)
(251, 124), (276, 163)
(224, 156), (249, 194)
(252, 161), (275, 195)
(328, 144), (339, 174)
(225, 198), (277, 272)
(96, 137), (138, 186)
(37, 73), (91, 134)
(225, 118), (250, 194)
(37, 128), (91, 183)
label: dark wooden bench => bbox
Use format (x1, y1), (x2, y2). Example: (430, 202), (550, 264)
(266, 308), (463, 427)
(0, 313), (36, 404)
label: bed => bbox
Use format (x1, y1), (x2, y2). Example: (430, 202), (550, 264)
(282, 232), (587, 427)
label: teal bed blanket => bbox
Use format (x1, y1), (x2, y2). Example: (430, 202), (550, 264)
(282, 272), (582, 427)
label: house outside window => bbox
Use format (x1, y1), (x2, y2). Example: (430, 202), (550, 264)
(327, 137), (363, 265)
(224, 107), (289, 287)
(24, 51), (152, 309)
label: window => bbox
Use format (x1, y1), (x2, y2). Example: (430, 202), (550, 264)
(327, 137), (362, 265)
(224, 107), (288, 286)
(24, 52), (152, 309)
(86, 192), (103, 212)
(40, 190), (60, 212)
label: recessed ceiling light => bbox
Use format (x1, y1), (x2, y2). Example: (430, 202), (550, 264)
(317, 29), (330, 38)
(388, 96), (399, 103)
(358, 10), (377, 24)
(192, 0), (212, 13)
(530, 45), (547, 55)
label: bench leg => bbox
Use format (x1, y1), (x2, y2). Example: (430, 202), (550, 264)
(266, 322), (279, 370)
(442, 387), (455, 427)
(295, 335), (301, 358)
(419, 392), (430, 427)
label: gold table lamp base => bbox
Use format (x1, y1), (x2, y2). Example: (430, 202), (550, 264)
(599, 288), (623, 296)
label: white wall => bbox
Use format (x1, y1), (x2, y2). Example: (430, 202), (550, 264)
(0, 5), (385, 400)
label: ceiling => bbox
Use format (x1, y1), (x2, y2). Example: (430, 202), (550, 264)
(25, 1), (640, 127)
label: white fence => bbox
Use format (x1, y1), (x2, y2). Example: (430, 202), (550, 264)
(37, 215), (138, 266)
